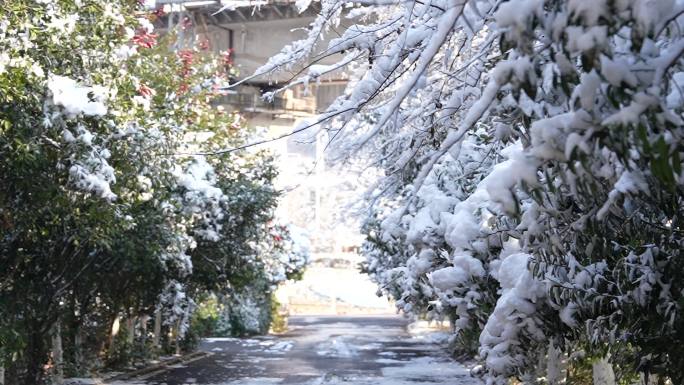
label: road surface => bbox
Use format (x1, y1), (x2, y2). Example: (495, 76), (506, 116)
(117, 316), (479, 385)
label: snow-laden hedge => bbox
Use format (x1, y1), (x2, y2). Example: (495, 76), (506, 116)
(260, 0), (684, 383)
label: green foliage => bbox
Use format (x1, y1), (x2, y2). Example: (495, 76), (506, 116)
(0, 1), (302, 383)
(105, 331), (133, 370)
(191, 291), (290, 337)
(269, 295), (287, 334)
(191, 295), (221, 338)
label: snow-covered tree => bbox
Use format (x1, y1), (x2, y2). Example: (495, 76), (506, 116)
(0, 1), (306, 383)
(260, 0), (684, 383)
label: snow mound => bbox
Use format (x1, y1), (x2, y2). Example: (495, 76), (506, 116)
(316, 338), (358, 358)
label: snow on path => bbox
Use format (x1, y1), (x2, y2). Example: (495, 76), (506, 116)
(88, 316), (480, 385)
(204, 356), (474, 385)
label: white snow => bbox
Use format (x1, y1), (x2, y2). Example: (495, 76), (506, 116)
(316, 338), (358, 358)
(495, 0), (542, 31)
(205, 337), (240, 343)
(481, 142), (538, 213)
(47, 75), (108, 118)
(151, 355), (475, 385)
(69, 162), (117, 201)
(559, 303), (579, 328)
(479, 253), (547, 375)
(265, 340), (294, 354)
(428, 267), (470, 291)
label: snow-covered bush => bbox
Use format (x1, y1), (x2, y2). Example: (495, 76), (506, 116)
(261, 0), (684, 383)
(193, 221), (310, 337)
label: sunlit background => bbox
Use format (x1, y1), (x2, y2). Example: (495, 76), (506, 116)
(148, 0), (394, 315)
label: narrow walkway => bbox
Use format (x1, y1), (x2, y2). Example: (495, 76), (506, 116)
(119, 316), (479, 385)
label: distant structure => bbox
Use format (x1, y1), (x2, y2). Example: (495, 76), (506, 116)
(152, 0), (345, 118)
(150, 0), (359, 256)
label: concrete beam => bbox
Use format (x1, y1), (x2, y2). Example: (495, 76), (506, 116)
(155, 2), (322, 26)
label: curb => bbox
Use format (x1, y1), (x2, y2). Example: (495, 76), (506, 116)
(104, 351), (212, 382)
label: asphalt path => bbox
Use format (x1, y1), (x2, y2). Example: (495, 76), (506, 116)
(123, 315), (479, 385)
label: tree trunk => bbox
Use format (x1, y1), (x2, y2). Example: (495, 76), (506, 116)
(140, 315), (149, 352)
(174, 319), (182, 355)
(593, 357), (616, 385)
(152, 310), (162, 348)
(104, 314), (122, 359)
(24, 327), (47, 385)
(110, 315), (121, 341)
(0, 364), (5, 385)
(51, 320), (64, 384)
(73, 322), (84, 374)
(126, 317), (136, 346)
(71, 296), (87, 375)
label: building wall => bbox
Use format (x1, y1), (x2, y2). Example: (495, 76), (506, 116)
(175, 8), (350, 84)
